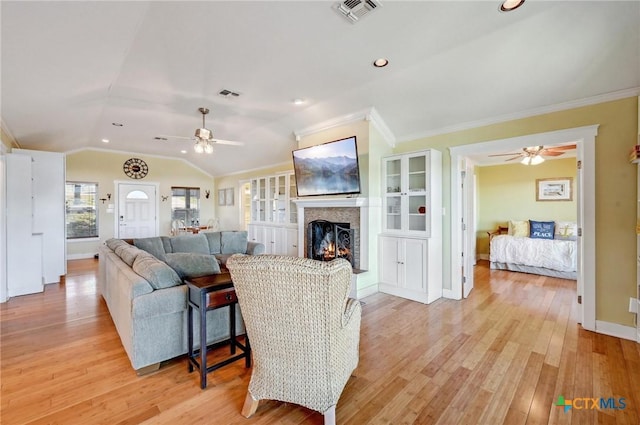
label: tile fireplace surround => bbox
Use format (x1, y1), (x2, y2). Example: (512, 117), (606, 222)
(293, 197), (370, 272)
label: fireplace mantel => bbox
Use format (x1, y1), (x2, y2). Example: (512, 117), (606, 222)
(292, 197), (369, 209)
(293, 197), (372, 272)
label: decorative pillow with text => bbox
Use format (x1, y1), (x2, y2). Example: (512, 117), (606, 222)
(529, 220), (555, 240)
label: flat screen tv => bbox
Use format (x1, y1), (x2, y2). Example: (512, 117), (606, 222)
(292, 136), (361, 197)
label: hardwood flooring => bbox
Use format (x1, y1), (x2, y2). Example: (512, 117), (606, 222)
(1, 259), (639, 424)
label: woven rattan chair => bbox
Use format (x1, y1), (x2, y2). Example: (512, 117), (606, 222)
(227, 255), (361, 425)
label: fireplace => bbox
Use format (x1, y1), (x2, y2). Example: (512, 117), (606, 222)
(307, 220), (355, 266)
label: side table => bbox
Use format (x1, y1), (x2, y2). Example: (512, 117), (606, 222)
(186, 273), (251, 389)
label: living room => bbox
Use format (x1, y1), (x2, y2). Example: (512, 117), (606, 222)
(2, 1), (640, 423)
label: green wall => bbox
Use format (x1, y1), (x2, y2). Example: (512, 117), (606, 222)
(476, 158), (577, 256)
(66, 149), (215, 257)
(396, 96), (638, 327)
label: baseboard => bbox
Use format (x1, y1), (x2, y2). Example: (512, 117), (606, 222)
(357, 283), (378, 300)
(67, 253), (97, 260)
(477, 254), (489, 261)
(442, 288), (458, 300)
(595, 320), (637, 342)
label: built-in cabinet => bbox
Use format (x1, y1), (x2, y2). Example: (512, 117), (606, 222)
(248, 171), (298, 256)
(379, 149), (442, 304)
(5, 149), (66, 299)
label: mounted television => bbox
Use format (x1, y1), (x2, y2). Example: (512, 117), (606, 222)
(292, 135), (361, 197)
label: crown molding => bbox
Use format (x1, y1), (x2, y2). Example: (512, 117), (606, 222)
(64, 147), (213, 178)
(400, 87), (640, 143)
(0, 118), (20, 152)
(293, 107), (396, 147)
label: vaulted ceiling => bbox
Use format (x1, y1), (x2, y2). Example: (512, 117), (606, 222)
(2, 1), (638, 176)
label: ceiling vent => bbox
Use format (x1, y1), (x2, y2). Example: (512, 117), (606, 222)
(336, 0), (381, 23)
(218, 89), (240, 98)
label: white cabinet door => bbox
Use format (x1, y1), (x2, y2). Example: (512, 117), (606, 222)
(285, 228), (299, 257)
(403, 238), (427, 292)
(379, 236), (400, 287)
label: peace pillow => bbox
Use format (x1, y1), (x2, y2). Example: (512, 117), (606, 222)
(529, 220), (555, 240)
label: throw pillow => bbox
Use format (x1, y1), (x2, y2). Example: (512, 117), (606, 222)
(529, 220), (555, 240)
(555, 221), (578, 240)
(133, 237), (167, 261)
(165, 253), (221, 279)
(508, 220), (529, 238)
(170, 234), (210, 255)
(132, 254), (182, 290)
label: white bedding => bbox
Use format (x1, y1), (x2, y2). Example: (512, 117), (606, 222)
(489, 235), (577, 272)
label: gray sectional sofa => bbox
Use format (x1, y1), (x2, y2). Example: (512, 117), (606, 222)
(98, 231), (264, 373)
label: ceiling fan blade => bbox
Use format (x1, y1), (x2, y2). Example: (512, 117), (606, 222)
(488, 152), (521, 157)
(541, 150), (565, 157)
(212, 138), (244, 146)
(546, 144), (576, 151)
(156, 134), (194, 141)
(505, 155), (523, 161)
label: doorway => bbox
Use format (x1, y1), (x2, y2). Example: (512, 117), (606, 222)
(449, 125), (598, 332)
(115, 181), (159, 238)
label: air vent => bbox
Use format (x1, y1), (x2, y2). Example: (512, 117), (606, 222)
(218, 89), (240, 98)
(336, 0), (381, 23)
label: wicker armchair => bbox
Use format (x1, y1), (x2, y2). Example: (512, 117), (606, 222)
(227, 255), (361, 425)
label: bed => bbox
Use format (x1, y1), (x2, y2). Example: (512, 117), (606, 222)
(489, 221), (577, 280)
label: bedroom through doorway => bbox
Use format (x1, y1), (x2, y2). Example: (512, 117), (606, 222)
(449, 125), (599, 332)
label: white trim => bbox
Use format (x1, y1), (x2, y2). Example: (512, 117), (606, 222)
(293, 107), (396, 147)
(595, 320), (638, 342)
(357, 282), (379, 300)
(67, 253), (98, 260)
(449, 125), (598, 331)
(442, 288), (456, 299)
(401, 88), (638, 143)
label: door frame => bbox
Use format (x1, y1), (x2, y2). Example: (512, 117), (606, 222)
(114, 180), (160, 238)
(449, 125), (598, 332)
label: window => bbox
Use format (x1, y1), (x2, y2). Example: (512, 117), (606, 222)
(172, 187), (200, 226)
(65, 182), (98, 239)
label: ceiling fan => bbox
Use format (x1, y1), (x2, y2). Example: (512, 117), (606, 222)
(155, 107), (244, 154)
(488, 144), (576, 165)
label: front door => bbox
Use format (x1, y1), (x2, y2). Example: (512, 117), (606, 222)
(117, 182), (158, 238)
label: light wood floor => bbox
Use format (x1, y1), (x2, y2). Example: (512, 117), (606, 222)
(1, 260), (639, 424)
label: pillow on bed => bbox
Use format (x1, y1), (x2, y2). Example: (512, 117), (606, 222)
(529, 220), (555, 239)
(555, 221), (578, 240)
(508, 220), (529, 237)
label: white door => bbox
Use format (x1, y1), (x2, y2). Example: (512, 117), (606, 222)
(117, 183), (158, 238)
(461, 159), (476, 298)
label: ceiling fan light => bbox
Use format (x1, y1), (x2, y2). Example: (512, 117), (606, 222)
(531, 155), (545, 165)
(520, 157), (531, 165)
(204, 142), (214, 154)
(194, 141), (204, 154)
(195, 127), (212, 140)
(500, 0), (525, 12)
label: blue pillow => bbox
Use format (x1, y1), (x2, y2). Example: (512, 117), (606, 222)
(529, 220), (555, 239)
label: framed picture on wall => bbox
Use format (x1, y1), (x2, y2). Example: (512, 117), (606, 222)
(225, 188), (234, 206)
(218, 189), (226, 206)
(536, 177), (573, 201)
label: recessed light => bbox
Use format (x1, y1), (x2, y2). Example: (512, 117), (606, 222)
(181, 150), (187, 154)
(112, 122), (123, 127)
(373, 58), (389, 68)
(101, 138), (109, 143)
(500, 0), (525, 12)
(293, 98), (305, 105)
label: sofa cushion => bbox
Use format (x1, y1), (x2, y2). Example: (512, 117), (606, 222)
(170, 234), (210, 255)
(165, 253), (221, 278)
(161, 236), (173, 254)
(133, 237), (167, 261)
(203, 232), (222, 254)
(114, 244), (142, 267)
(132, 254), (182, 290)
(220, 231), (248, 255)
(106, 238), (129, 251)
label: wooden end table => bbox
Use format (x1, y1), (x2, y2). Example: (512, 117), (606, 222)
(186, 273), (251, 389)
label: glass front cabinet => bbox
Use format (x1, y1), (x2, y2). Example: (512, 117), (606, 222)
(249, 171), (298, 255)
(383, 150), (440, 236)
(379, 149), (442, 304)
